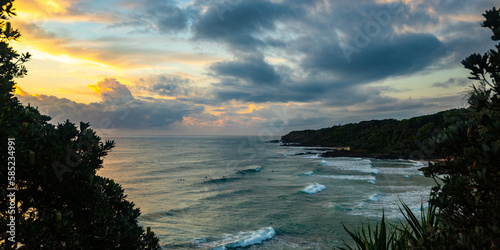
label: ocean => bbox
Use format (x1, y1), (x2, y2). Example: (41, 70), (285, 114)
(97, 136), (435, 249)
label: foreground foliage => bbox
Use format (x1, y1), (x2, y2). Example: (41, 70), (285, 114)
(339, 202), (438, 250)
(0, 0), (160, 248)
(340, 213), (407, 250)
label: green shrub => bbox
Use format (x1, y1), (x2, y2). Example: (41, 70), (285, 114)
(338, 201), (438, 250)
(339, 212), (408, 250)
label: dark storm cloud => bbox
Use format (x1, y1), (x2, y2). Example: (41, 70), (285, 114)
(209, 33), (447, 104)
(190, 0), (473, 105)
(209, 55), (282, 85)
(302, 33), (447, 83)
(212, 77), (375, 106)
(138, 74), (195, 97)
(191, 0), (307, 51)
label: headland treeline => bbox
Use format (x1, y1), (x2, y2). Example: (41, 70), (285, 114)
(281, 108), (468, 159)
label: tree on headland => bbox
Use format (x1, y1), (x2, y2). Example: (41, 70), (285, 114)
(0, 0), (160, 248)
(281, 110), (467, 158)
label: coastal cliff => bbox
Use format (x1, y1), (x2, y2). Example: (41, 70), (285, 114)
(281, 109), (468, 159)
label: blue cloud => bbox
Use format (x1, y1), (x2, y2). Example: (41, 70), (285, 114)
(209, 55), (282, 85)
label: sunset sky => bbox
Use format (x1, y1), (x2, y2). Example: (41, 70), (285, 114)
(12, 0), (498, 136)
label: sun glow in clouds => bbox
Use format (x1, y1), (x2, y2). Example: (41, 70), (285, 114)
(244, 104), (264, 114)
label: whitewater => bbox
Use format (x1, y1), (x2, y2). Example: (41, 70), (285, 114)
(98, 136), (435, 249)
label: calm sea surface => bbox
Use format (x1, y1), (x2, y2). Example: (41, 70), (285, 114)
(98, 136), (435, 249)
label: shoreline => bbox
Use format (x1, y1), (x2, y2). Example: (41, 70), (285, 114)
(320, 149), (443, 161)
(276, 142), (443, 161)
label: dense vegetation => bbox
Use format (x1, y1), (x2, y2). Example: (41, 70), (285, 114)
(282, 109), (468, 158)
(0, 1), (160, 248)
(339, 7), (500, 249)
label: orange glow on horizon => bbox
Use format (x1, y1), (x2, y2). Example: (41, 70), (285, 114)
(13, 85), (29, 96)
(13, 86), (46, 101)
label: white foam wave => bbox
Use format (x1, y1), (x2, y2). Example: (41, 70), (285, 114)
(377, 159), (425, 166)
(407, 160), (426, 166)
(301, 154), (320, 159)
(300, 171), (314, 176)
(301, 183), (326, 194)
(377, 167), (422, 175)
(236, 165), (261, 174)
(328, 202), (363, 211)
(349, 188), (431, 219)
(207, 227), (276, 249)
(315, 175), (376, 181)
(367, 194), (379, 202)
(320, 158), (379, 174)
